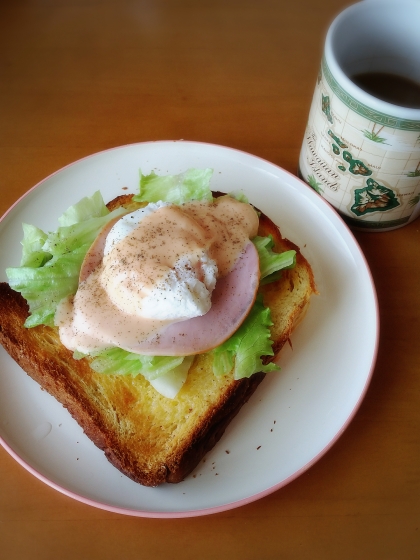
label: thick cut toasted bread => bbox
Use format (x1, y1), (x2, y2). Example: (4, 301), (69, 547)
(0, 194), (316, 486)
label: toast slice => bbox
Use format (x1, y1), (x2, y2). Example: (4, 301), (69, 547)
(0, 194), (316, 486)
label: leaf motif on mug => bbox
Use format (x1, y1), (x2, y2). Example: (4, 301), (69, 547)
(307, 174), (324, 194)
(361, 124), (389, 145)
(406, 161), (420, 177)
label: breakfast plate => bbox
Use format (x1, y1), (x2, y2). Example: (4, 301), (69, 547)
(0, 141), (378, 517)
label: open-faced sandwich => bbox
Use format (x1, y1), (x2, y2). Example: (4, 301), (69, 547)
(0, 168), (316, 486)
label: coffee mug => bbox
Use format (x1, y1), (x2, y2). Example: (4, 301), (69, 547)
(299, 0), (420, 231)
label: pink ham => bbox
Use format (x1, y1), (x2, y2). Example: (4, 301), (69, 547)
(127, 242), (259, 356)
(79, 223), (260, 356)
(79, 216), (122, 283)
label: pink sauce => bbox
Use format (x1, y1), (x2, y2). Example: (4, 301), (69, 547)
(55, 196), (259, 355)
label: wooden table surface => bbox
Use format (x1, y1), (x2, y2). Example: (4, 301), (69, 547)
(1, 1), (419, 558)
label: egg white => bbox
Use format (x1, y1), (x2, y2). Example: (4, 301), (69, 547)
(102, 202), (218, 321)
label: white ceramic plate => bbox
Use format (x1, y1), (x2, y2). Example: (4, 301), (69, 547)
(0, 141), (378, 518)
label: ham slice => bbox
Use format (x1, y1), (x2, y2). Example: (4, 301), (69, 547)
(127, 242), (260, 356)
(79, 216), (121, 283)
(79, 221), (260, 356)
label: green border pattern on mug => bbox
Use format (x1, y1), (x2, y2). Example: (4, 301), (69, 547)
(321, 57), (420, 132)
(299, 58), (420, 230)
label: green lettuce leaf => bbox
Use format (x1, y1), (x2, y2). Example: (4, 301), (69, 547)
(85, 347), (185, 381)
(58, 190), (110, 227)
(227, 191), (249, 204)
(43, 208), (125, 257)
(7, 244), (90, 327)
(133, 168), (214, 205)
(253, 235), (296, 285)
(20, 223), (52, 268)
(212, 295), (279, 380)
(6, 191), (125, 327)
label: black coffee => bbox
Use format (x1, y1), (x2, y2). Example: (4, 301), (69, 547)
(350, 72), (420, 108)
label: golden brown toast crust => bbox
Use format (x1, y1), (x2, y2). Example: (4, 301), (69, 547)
(0, 194), (315, 486)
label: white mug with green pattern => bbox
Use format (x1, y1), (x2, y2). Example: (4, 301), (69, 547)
(299, 0), (420, 231)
